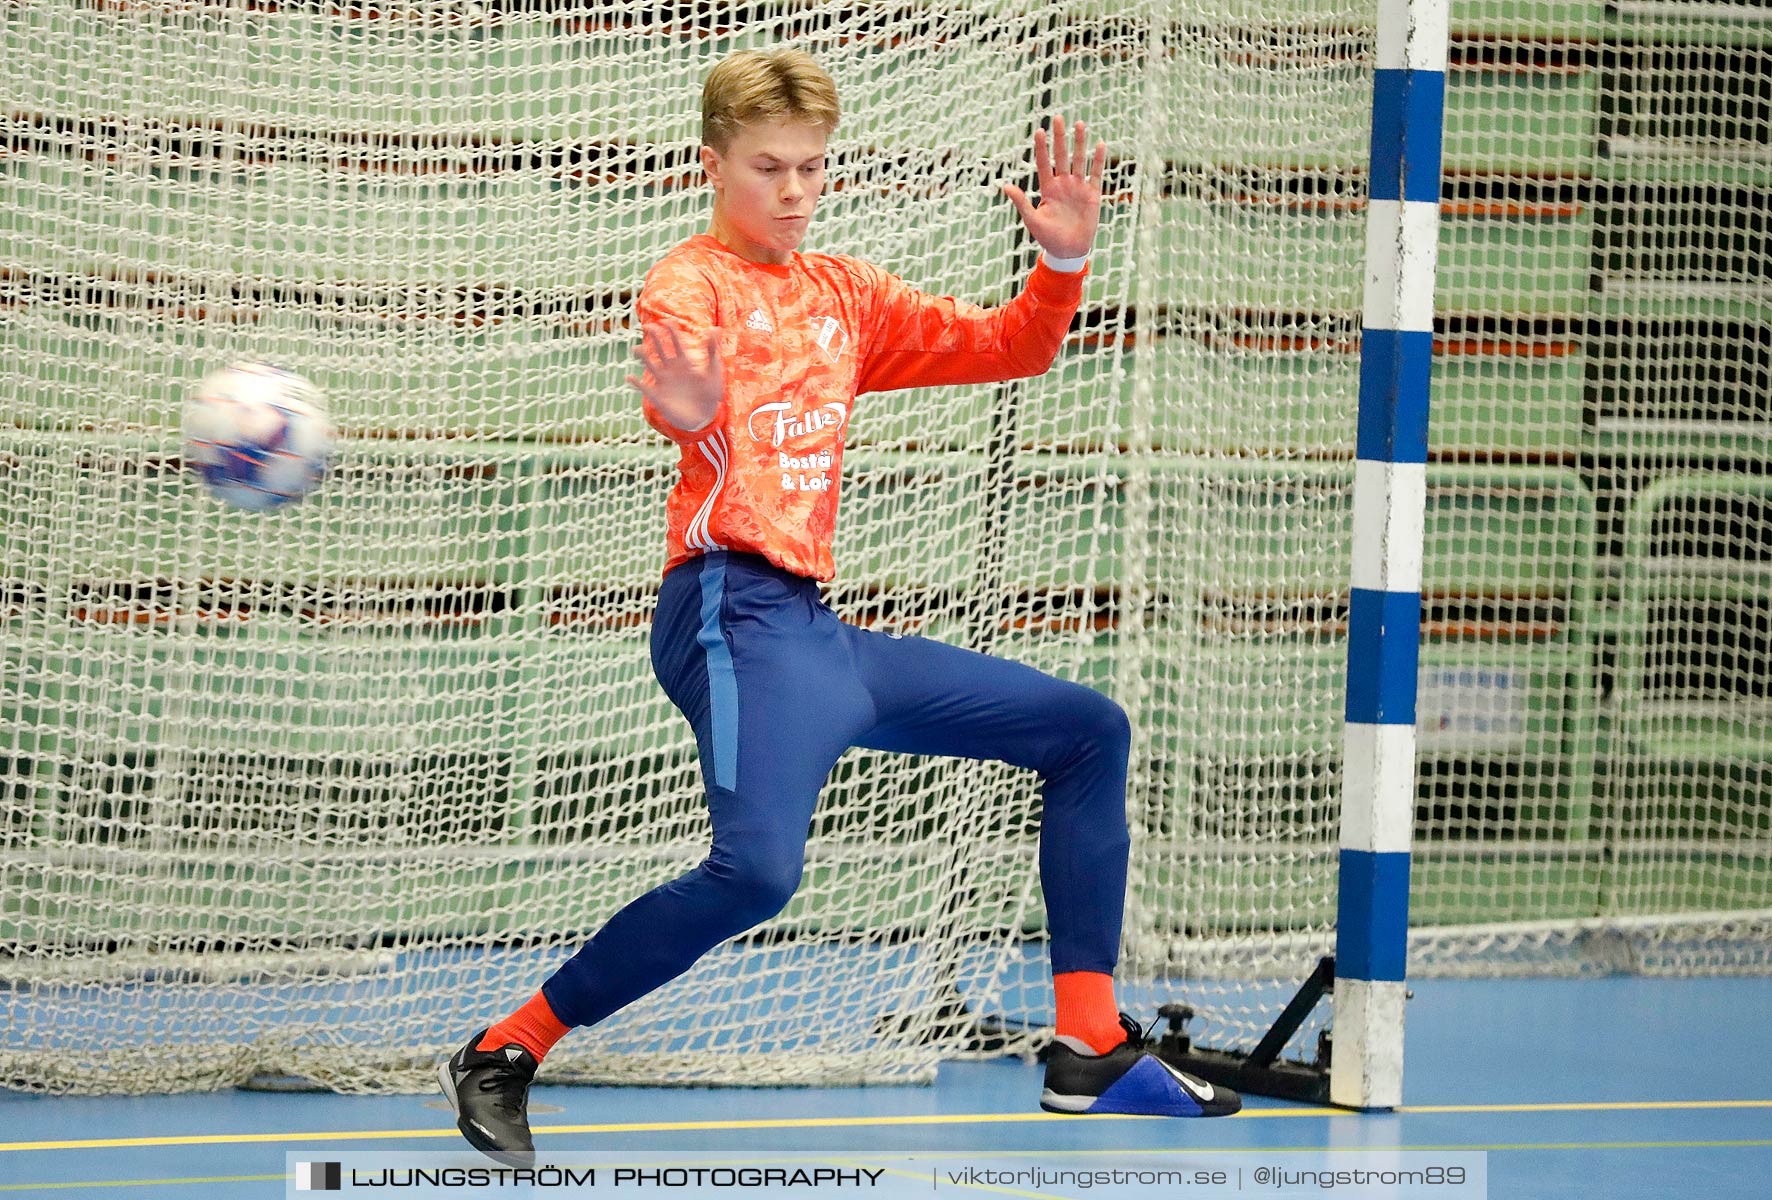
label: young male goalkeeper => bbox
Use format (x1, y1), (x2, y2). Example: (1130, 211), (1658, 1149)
(438, 49), (1239, 1164)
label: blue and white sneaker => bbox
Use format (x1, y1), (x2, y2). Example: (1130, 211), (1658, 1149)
(1040, 1014), (1242, 1117)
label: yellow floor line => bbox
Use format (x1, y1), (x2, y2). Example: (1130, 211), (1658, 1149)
(1401, 1100), (1772, 1115)
(2, 1098), (1768, 1154)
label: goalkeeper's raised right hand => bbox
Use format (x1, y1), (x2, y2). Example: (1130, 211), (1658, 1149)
(628, 322), (724, 434)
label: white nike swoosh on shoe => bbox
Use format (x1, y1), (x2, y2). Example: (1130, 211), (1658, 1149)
(1156, 1058), (1214, 1101)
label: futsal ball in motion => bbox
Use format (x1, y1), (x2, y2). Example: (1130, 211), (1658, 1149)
(183, 362), (335, 512)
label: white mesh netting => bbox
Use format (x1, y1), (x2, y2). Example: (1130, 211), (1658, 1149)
(1404, 0), (1771, 976)
(1, 0), (1766, 1096)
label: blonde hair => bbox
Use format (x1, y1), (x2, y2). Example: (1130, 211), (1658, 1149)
(701, 49), (840, 152)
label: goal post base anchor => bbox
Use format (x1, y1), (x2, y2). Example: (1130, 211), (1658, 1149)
(1151, 954), (1335, 1106)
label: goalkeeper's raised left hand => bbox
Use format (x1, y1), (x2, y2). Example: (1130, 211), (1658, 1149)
(1001, 115), (1107, 263)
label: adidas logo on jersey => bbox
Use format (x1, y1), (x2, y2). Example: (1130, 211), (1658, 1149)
(746, 308), (774, 334)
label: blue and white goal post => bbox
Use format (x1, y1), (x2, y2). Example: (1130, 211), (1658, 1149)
(1331, 0), (1449, 1111)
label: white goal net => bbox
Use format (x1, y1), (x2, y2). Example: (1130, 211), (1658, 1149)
(1, 0), (1766, 1096)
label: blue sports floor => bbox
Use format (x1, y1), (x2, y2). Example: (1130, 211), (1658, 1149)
(2, 976), (1768, 1198)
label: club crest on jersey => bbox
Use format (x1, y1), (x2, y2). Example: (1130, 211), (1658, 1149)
(748, 399), (848, 447)
(809, 315), (849, 363)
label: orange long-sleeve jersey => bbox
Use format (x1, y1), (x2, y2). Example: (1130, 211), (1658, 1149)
(638, 234), (1087, 581)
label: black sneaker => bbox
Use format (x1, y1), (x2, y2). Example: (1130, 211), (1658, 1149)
(437, 1030), (539, 1166)
(1041, 1014), (1242, 1117)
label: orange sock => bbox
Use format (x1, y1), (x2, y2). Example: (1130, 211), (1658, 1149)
(477, 991), (571, 1062)
(1053, 970), (1126, 1055)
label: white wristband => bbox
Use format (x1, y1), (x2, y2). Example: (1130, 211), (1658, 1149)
(1040, 251), (1089, 274)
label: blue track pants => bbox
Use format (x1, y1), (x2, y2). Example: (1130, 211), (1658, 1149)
(541, 552), (1131, 1029)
